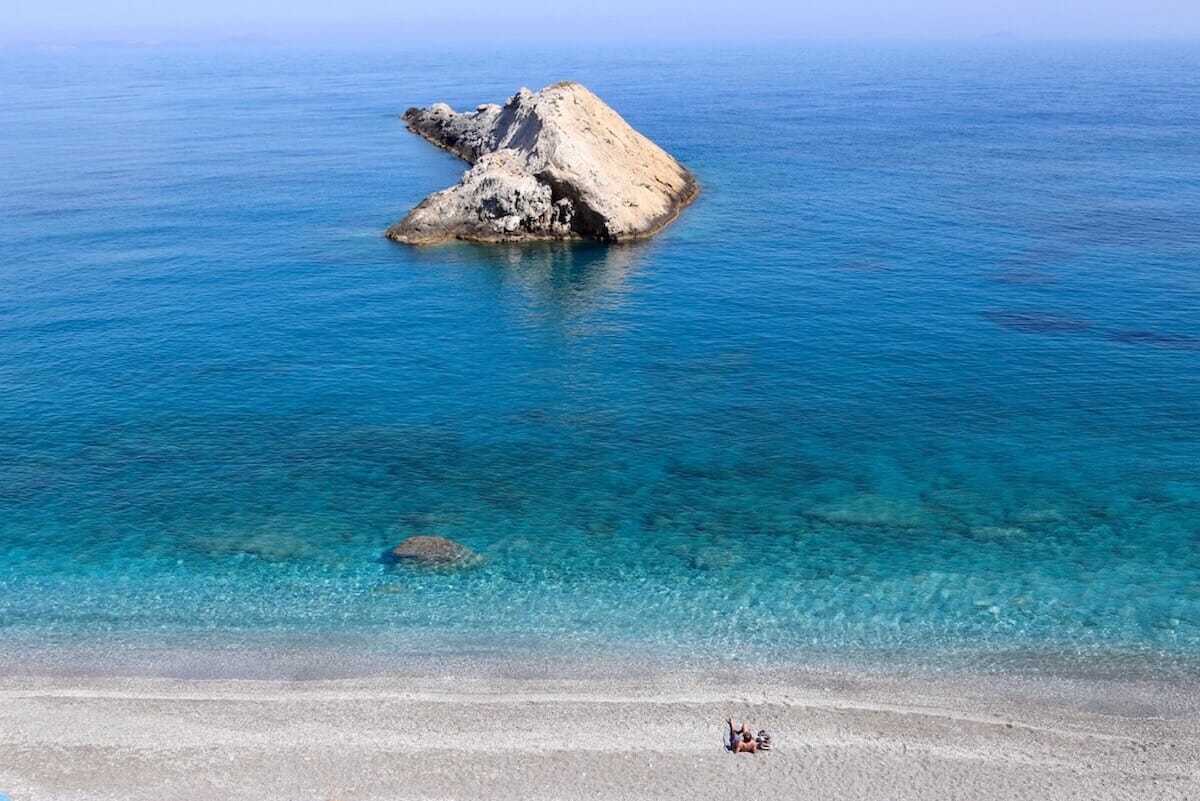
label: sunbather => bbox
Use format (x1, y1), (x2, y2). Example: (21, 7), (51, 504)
(726, 717), (758, 753)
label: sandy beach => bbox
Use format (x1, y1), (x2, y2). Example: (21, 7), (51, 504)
(1, 668), (1197, 801)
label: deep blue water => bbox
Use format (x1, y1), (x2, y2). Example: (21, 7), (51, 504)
(2, 43), (1199, 676)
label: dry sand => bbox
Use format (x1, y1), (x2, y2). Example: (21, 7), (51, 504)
(1, 669), (1197, 800)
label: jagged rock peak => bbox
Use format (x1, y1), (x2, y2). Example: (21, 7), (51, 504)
(387, 82), (697, 245)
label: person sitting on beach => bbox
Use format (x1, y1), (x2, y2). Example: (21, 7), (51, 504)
(726, 717), (758, 753)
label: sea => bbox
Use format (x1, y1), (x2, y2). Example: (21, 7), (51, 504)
(1, 41), (1198, 679)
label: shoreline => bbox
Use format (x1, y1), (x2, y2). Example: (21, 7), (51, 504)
(3, 631), (1199, 688)
(2, 665), (1198, 800)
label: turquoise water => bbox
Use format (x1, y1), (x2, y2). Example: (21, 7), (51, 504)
(2, 43), (1199, 676)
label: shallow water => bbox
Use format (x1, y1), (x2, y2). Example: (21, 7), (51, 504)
(1, 42), (1199, 677)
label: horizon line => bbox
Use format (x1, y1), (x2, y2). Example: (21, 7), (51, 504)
(6, 34), (1200, 51)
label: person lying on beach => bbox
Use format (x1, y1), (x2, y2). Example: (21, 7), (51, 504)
(726, 717), (758, 753)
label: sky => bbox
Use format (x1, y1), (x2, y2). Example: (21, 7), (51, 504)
(3, 0), (1199, 45)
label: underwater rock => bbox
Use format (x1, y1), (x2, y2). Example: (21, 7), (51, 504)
(388, 535), (479, 567)
(1013, 507), (1067, 524)
(805, 493), (933, 529)
(189, 527), (318, 563)
(967, 525), (1028, 541)
(684, 546), (742, 571)
(983, 310), (1093, 335)
(1109, 330), (1200, 350)
(388, 82), (697, 245)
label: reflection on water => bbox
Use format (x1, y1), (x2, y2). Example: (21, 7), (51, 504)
(410, 239), (649, 315)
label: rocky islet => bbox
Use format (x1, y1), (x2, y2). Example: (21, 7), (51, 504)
(387, 82), (697, 245)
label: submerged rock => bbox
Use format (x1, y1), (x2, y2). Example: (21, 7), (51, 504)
(805, 493), (933, 529)
(983, 310), (1093, 335)
(681, 545), (743, 572)
(967, 525), (1028, 541)
(388, 82), (697, 245)
(387, 535), (479, 567)
(1109, 329), (1200, 350)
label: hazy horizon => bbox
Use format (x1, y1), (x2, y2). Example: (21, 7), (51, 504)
(5, 1), (1200, 46)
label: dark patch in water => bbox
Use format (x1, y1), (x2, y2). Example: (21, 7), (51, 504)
(1053, 205), (1200, 248)
(984, 310), (1093, 335)
(987, 270), (1057, 285)
(996, 244), (1076, 266)
(833, 260), (891, 272)
(986, 244), (1075, 284)
(1109, 330), (1200, 350)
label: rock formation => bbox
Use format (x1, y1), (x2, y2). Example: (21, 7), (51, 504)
(388, 535), (479, 567)
(387, 82), (697, 245)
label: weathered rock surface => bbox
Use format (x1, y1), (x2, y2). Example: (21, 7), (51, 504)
(387, 82), (697, 245)
(388, 535), (479, 567)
